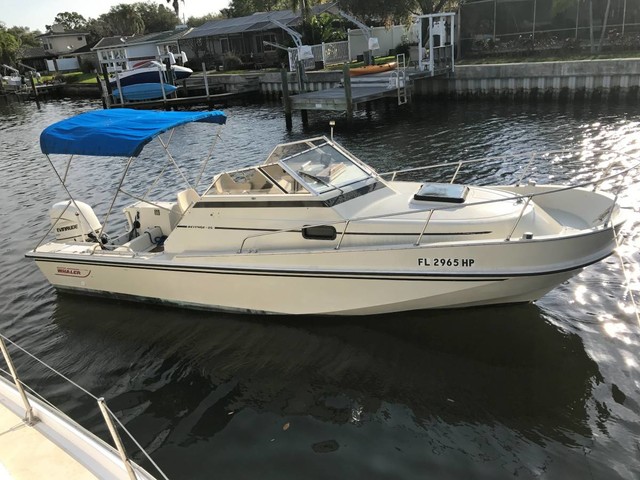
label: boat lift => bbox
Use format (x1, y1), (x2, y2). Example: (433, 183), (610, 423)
(412, 13), (456, 75)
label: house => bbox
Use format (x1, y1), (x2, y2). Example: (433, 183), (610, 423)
(18, 46), (54, 72)
(92, 27), (192, 73)
(38, 24), (88, 56)
(178, 4), (337, 68)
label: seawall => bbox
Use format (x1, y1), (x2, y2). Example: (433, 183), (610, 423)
(416, 58), (640, 100)
(257, 58), (640, 101)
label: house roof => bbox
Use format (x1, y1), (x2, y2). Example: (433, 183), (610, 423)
(93, 29), (188, 50)
(183, 3), (336, 40)
(38, 30), (88, 38)
(19, 46), (55, 60)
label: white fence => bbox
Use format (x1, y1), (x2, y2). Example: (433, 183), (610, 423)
(287, 41), (349, 71)
(347, 26), (410, 61)
(46, 58), (80, 72)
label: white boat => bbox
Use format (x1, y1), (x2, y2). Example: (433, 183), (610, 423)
(0, 335), (162, 479)
(109, 61), (192, 89)
(27, 109), (630, 316)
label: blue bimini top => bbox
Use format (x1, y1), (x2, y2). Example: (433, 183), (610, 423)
(40, 109), (227, 157)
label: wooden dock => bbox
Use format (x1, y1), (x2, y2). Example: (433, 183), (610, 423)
(290, 84), (401, 111)
(109, 90), (255, 109)
(283, 62), (412, 128)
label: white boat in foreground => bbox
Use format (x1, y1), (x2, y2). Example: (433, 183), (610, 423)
(27, 109), (632, 315)
(0, 335), (161, 479)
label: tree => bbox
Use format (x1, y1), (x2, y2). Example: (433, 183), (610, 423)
(8, 26), (41, 48)
(187, 13), (225, 27)
(0, 24), (20, 65)
(136, 2), (179, 32)
(52, 12), (87, 30)
(336, 0), (457, 25)
(304, 13), (347, 44)
(98, 4), (146, 36)
(222, 0), (288, 18)
(166, 0), (183, 17)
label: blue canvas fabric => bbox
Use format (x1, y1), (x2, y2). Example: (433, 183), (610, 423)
(40, 109), (227, 157)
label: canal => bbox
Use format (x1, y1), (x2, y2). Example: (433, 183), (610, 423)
(1, 97), (639, 479)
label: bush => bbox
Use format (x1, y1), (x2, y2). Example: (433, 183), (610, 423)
(395, 41), (411, 57)
(222, 53), (242, 71)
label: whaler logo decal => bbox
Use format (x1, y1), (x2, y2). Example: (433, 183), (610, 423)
(56, 266), (91, 278)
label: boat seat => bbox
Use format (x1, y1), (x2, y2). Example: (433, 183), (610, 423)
(177, 188), (200, 213)
(116, 226), (164, 253)
(215, 173), (252, 194)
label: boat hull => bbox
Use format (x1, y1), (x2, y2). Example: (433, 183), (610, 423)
(109, 66), (192, 88)
(28, 227), (616, 316)
(112, 83), (177, 101)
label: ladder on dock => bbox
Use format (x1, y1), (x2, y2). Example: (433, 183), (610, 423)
(390, 54), (409, 105)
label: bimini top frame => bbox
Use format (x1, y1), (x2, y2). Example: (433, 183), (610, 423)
(37, 109), (227, 248)
(40, 108), (227, 158)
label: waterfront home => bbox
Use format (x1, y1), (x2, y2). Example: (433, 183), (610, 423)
(93, 27), (192, 74)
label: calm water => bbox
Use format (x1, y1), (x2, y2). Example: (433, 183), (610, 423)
(1, 97), (639, 479)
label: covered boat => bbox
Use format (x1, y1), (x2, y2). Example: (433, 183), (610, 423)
(27, 109), (630, 316)
(109, 61), (192, 89)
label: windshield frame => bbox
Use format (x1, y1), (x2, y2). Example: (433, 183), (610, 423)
(271, 138), (375, 195)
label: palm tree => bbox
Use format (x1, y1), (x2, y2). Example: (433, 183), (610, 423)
(166, 0), (182, 18)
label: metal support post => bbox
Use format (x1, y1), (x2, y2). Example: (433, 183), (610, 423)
(97, 398), (138, 480)
(0, 336), (36, 425)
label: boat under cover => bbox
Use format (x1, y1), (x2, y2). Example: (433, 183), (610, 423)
(109, 61), (192, 89)
(27, 109), (628, 316)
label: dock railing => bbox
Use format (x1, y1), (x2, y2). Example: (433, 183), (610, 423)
(0, 334), (169, 480)
(235, 150), (638, 253)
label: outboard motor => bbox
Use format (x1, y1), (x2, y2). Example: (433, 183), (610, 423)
(49, 200), (102, 242)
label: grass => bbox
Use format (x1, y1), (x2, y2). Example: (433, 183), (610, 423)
(458, 50), (640, 65)
(40, 72), (98, 84)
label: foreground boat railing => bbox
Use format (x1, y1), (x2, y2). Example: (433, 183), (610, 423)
(0, 334), (169, 480)
(237, 155), (639, 253)
(379, 148), (635, 187)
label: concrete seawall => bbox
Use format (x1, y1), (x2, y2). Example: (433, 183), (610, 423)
(258, 59), (640, 101)
(416, 58), (640, 99)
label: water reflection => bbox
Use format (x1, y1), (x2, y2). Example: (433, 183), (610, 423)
(46, 295), (605, 477)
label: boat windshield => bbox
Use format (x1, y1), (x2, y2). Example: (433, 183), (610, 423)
(278, 143), (372, 193)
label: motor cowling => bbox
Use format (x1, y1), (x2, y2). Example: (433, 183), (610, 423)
(50, 200), (102, 242)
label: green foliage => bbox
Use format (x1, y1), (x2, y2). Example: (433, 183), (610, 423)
(7, 26), (41, 48)
(98, 5), (146, 36)
(221, 0), (289, 18)
(52, 12), (87, 30)
(222, 52), (243, 70)
(135, 2), (180, 32)
(336, 0), (458, 25)
(304, 14), (347, 44)
(187, 13), (224, 27)
(0, 26), (21, 65)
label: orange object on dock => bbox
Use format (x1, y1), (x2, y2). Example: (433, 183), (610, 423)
(349, 62), (397, 76)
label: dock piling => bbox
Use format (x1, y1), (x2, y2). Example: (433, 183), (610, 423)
(342, 63), (353, 122)
(28, 72), (40, 109)
(281, 68), (292, 130)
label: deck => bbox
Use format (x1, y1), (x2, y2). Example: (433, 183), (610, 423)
(0, 397), (96, 479)
(290, 83), (402, 111)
